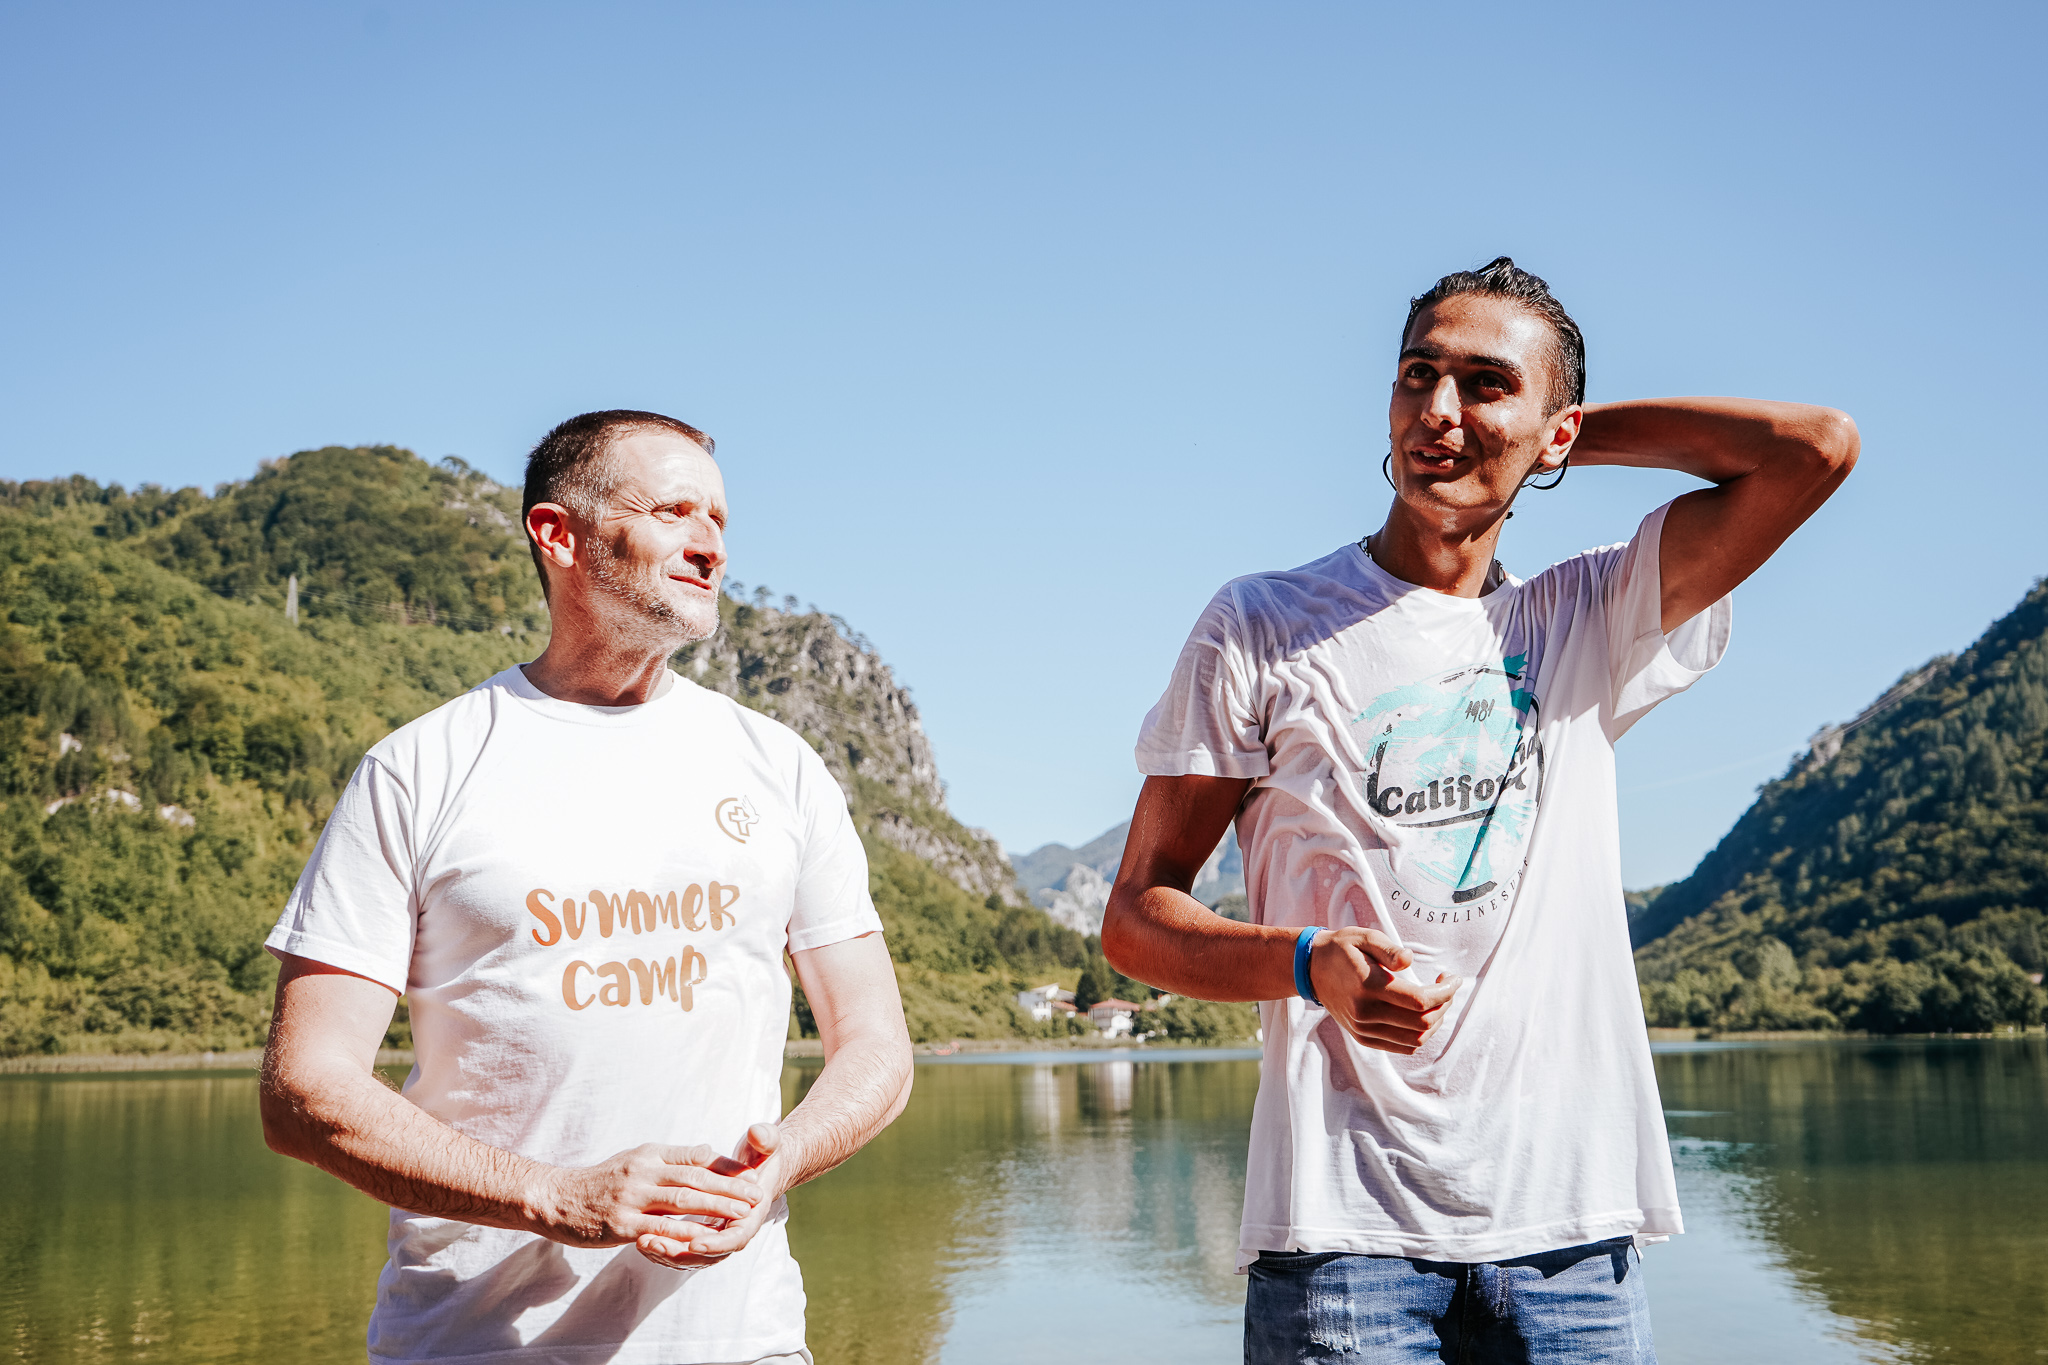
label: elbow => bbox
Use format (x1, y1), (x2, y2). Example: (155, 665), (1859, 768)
(257, 1046), (316, 1161)
(1805, 408), (1860, 481)
(257, 1082), (299, 1158)
(870, 1032), (915, 1132)
(886, 1052), (915, 1127)
(1099, 890), (1138, 976)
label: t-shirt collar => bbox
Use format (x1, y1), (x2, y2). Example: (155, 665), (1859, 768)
(497, 664), (690, 726)
(1350, 541), (1517, 605)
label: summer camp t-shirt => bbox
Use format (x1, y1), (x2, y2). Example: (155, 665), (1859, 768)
(265, 666), (882, 1365)
(1135, 502), (1730, 1267)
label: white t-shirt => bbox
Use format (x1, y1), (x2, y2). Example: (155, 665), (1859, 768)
(266, 665), (882, 1365)
(1135, 503), (1730, 1266)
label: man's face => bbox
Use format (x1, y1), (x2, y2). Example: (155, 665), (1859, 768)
(1387, 295), (1577, 524)
(574, 429), (728, 647)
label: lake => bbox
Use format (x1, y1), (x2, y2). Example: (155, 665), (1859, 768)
(2, 1039), (2042, 1363)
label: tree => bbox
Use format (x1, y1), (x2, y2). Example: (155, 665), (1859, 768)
(1075, 957), (1114, 1013)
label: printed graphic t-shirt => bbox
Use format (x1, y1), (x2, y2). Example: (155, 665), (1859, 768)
(266, 666), (882, 1365)
(1135, 502), (1730, 1266)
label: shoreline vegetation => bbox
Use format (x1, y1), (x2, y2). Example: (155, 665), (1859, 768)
(32, 1023), (2048, 1073)
(8, 1027), (2044, 1076)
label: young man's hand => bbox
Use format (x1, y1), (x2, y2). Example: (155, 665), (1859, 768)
(1309, 927), (1459, 1055)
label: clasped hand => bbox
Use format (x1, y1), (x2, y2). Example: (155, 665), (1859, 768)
(1308, 927), (1458, 1054)
(537, 1122), (784, 1270)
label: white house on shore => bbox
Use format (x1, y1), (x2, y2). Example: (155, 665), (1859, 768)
(1015, 983), (1078, 1022)
(1088, 998), (1156, 1038)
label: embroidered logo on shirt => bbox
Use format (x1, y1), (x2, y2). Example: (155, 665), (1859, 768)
(715, 795), (760, 844)
(1350, 654), (1544, 923)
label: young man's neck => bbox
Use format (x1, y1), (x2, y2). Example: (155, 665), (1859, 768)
(1365, 501), (1510, 599)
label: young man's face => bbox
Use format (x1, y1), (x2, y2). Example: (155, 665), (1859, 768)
(1386, 294), (1578, 525)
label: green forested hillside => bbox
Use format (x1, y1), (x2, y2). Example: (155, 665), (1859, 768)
(0, 488), (531, 1054)
(1633, 580), (2048, 1033)
(0, 450), (1164, 1056)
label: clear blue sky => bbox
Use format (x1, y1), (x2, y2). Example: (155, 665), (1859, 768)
(4, 2), (2043, 886)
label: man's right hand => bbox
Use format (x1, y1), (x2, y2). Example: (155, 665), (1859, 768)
(533, 1144), (765, 1252)
(1102, 776), (1464, 1041)
(1309, 927), (1458, 1055)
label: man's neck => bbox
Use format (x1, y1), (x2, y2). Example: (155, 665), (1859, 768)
(1365, 501), (1509, 599)
(521, 605), (689, 706)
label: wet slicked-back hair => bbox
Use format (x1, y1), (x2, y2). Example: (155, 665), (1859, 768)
(521, 409), (715, 596)
(1403, 257), (1585, 415)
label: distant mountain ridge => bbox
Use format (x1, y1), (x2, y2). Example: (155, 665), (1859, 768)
(1013, 821), (1242, 934)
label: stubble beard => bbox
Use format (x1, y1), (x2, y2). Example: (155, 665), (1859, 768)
(583, 535), (719, 651)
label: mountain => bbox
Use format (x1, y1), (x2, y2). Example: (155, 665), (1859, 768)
(1632, 579), (2048, 1033)
(1012, 821), (1242, 934)
(0, 448), (1133, 1056)
(674, 600), (1018, 907)
(1011, 823), (1134, 899)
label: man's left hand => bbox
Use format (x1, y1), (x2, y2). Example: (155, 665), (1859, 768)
(634, 932), (912, 1271)
(635, 1122), (787, 1269)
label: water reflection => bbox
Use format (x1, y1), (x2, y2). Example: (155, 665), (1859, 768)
(1654, 1038), (2048, 1365)
(793, 1043), (2048, 1364)
(1, 1041), (2041, 1364)
(785, 1055), (1259, 1363)
(0, 1071), (391, 1363)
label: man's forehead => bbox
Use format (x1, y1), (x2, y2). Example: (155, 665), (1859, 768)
(1403, 296), (1549, 362)
(610, 429), (725, 503)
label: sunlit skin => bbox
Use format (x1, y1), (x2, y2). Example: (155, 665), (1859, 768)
(522, 429), (730, 706)
(1102, 289), (1860, 1051)
(1367, 294), (1580, 599)
(260, 422), (913, 1281)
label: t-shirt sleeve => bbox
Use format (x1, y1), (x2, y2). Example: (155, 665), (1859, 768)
(787, 745), (885, 954)
(1134, 587), (1272, 779)
(1602, 500), (1734, 740)
(264, 756), (418, 993)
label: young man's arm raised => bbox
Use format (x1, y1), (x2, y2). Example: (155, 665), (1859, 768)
(1571, 398), (1859, 632)
(1100, 774), (1457, 1055)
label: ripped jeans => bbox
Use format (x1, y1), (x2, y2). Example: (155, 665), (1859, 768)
(1245, 1238), (1655, 1364)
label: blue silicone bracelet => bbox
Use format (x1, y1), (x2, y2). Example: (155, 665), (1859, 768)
(1294, 926), (1322, 1006)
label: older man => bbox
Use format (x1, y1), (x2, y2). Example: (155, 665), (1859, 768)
(261, 409), (911, 1365)
(1103, 259), (1857, 1362)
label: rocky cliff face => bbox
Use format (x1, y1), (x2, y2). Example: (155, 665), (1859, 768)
(674, 593), (1023, 905)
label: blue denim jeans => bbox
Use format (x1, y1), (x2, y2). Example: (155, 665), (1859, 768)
(1245, 1238), (1655, 1364)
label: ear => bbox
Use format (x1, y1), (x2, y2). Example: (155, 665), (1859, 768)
(1537, 403), (1583, 471)
(526, 503), (579, 573)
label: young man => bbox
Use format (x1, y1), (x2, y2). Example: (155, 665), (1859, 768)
(260, 410), (912, 1365)
(1102, 259), (1856, 1362)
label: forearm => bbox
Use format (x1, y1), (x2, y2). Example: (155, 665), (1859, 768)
(775, 1030), (911, 1191)
(1101, 884), (1300, 1002)
(261, 1050), (556, 1229)
(1571, 397), (1854, 484)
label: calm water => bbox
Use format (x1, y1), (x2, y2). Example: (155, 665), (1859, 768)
(2, 1040), (2043, 1363)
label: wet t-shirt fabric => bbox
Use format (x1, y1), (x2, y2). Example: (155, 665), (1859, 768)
(266, 665), (881, 1365)
(1135, 502), (1730, 1266)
